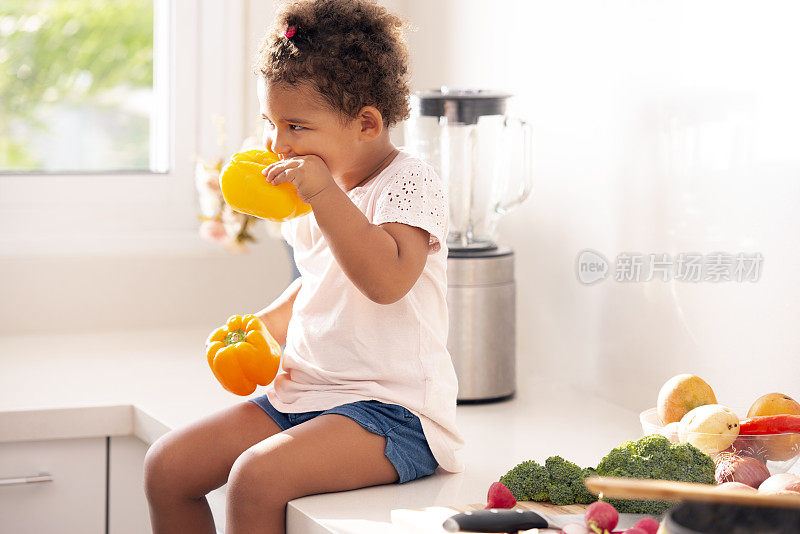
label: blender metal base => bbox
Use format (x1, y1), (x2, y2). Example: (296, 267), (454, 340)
(447, 246), (516, 402)
(456, 391), (516, 405)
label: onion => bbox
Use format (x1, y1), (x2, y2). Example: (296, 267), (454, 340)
(760, 489), (800, 497)
(714, 481), (757, 492)
(758, 473), (800, 494)
(722, 436), (768, 463)
(714, 454), (770, 488)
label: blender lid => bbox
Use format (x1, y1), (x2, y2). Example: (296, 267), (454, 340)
(412, 87), (512, 125)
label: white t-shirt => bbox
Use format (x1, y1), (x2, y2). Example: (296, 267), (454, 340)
(265, 149), (464, 473)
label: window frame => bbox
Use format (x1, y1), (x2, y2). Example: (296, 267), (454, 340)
(0, 0), (258, 257)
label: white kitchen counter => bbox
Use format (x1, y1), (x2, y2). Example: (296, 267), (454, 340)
(0, 326), (645, 533)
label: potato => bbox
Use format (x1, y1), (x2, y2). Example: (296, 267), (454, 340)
(679, 404), (740, 454)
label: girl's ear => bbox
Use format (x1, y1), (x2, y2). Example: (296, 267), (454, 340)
(357, 106), (384, 141)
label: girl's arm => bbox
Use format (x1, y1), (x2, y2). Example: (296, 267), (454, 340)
(310, 186), (430, 305)
(262, 152), (431, 305)
(254, 276), (302, 346)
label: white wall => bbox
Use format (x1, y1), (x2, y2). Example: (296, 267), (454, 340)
(401, 0), (800, 412)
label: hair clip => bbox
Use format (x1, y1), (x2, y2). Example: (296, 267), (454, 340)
(284, 25), (296, 39)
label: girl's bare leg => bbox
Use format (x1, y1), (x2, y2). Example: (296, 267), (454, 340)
(144, 401), (283, 533)
(225, 414), (399, 534)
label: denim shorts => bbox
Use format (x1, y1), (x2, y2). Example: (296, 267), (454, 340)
(248, 394), (438, 483)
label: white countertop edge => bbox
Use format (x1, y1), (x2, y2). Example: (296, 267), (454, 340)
(0, 403), (171, 446)
(132, 404), (172, 445)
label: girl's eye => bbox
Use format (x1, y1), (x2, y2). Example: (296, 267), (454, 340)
(262, 117), (303, 131)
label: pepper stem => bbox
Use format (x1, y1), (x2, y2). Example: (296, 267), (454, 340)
(224, 329), (246, 345)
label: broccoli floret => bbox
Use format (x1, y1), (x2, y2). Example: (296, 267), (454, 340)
(545, 456), (583, 484)
(596, 434), (716, 514)
(633, 433), (672, 457)
(541, 456), (584, 506)
(572, 467), (598, 505)
(499, 460), (550, 502)
(677, 442), (716, 483)
(595, 441), (635, 477)
(547, 482), (574, 506)
(603, 497), (672, 515)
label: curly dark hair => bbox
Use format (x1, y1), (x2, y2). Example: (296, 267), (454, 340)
(254, 0), (411, 128)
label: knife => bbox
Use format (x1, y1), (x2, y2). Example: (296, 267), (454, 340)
(442, 508), (550, 532)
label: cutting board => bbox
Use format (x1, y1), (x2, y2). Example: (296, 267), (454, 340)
(454, 501), (588, 515)
(390, 502), (587, 534)
(390, 502), (657, 533)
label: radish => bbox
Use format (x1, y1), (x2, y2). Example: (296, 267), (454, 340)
(585, 501), (619, 533)
(484, 481), (516, 509)
(561, 524), (591, 534)
(633, 517), (660, 534)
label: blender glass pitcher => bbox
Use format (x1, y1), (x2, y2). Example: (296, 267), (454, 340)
(405, 88), (533, 250)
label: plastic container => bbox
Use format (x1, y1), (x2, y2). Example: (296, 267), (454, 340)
(640, 407), (800, 475)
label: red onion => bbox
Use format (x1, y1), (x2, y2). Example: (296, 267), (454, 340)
(714, 453), (770, 488)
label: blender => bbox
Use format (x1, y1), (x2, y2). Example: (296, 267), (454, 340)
(405, 88), (533, 402)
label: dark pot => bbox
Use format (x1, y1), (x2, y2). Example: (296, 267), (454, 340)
(663, 501), (800, 534)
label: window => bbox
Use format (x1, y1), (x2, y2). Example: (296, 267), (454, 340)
(0, 0), (168, 173)
(0, 1), (254, 257)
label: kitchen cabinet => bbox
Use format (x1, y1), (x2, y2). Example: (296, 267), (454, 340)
(0, 437), (107, 533)
(109, 433), (225, 533)
(108, 435), (151, 534)
(0, 435), (155, 534)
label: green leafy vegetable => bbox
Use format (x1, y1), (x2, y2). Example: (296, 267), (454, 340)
(596, 434), (716, 514)
(497, 434), (715, 513)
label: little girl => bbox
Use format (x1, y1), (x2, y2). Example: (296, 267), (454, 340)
(144, 1), (463, 532)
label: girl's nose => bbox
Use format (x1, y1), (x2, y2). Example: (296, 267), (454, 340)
(266, 132), (291, 158)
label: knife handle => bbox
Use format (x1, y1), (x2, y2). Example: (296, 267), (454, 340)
(442, 508), (549, 532)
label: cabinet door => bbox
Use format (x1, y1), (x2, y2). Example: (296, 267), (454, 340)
(108, 435), (151, 534)
(0, 437), (106, 534)
(108, 436), (225, 534)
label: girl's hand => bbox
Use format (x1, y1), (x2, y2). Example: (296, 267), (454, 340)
(263, 155), (335, 204)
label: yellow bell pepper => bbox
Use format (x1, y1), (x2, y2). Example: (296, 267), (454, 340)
(205, 314), (282, 396)
(219, 149), (312, 221)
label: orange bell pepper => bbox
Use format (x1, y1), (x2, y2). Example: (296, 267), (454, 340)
(205, 314), (282, 396)
(219, 149), (312, 221)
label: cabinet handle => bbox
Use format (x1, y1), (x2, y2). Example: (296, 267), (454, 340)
(0, 473), (53, 486)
